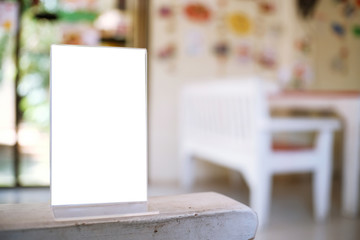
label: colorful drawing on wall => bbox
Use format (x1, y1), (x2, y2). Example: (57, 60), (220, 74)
(235, 41), (252, 64)
(290, 61), (313, 89)
(353, 24), (360, 37)
(227, 12), (251, 36)
(0, 1), (18, 34)
(295, 38), (311, 54)
(331, 47), (348, 74)
(293, 62), (313, 81)
(331, 22), (346, 37)
(213, 40), (230, 59)
(159, 5), (173, 18)
(157, 4), (176, 33)
(297, 0), (319, 18)
(185, 30), (205, 56)
(342, 2), (356, 18)
(213, 40), (230, 75)
(184, 3), (211, 23)
(157, 43), (176, 60)
(356, 0), (360, 8)
(258, 1), (276, 15)
(257, 48), (277, 69)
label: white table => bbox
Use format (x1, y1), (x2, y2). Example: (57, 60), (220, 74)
(270, 91), (360, 217)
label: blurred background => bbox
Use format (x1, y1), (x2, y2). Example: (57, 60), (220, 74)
(0, 0), (360, 239)
(0, 0), (148, 187)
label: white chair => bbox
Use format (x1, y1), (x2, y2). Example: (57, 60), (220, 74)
(179, 78), (340, 227)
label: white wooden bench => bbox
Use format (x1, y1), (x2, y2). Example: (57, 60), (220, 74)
(179, 79), (340, 227)
(0, 192), (257, 240)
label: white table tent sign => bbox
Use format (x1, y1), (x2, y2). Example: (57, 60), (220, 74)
(50, 45), (149, 219)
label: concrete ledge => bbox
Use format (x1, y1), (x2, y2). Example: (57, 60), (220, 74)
(0, 192), (257, 240)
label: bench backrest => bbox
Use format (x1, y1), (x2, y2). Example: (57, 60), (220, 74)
(180, 78), (270, 150)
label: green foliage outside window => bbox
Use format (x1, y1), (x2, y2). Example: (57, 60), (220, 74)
(18, 7), (59, 130)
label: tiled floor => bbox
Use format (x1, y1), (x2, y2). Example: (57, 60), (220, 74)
(0, 176), (359, 240)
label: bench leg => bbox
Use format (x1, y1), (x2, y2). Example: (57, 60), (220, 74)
(180, 152), (195, 190)
(313, 163), (332, 220)
(250, 174), (272, 228)
(313, 131), (333, 221)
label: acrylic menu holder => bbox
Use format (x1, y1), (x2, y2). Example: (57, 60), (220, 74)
(50, 45), (155, 220)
